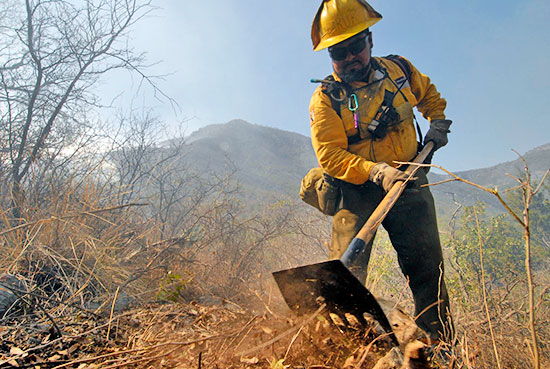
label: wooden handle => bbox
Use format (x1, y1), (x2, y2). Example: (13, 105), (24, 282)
(355, 141), (434, 241)
(340, 142), (434, 266)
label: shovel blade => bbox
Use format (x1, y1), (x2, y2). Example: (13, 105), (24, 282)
(273, 260), (398, 345)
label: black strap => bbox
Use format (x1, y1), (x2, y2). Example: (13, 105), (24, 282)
(384, 55), (424, 146)
(320, 75), (344, 117)
(347, 132), (362, 145)
(330, 94), (342, 118)
(383, 54), (412, 83)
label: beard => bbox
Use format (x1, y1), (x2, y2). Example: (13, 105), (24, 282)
(338, 61), (370, 83)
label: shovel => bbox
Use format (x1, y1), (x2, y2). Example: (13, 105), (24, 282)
(273, 142), (435, 346)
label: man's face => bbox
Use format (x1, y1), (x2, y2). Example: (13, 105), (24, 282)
(330, 32), (373, 83)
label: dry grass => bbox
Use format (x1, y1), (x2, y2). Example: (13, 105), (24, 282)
(1, 166), (549, 368)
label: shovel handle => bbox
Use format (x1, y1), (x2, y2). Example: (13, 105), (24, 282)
(340, 142), (434, 267)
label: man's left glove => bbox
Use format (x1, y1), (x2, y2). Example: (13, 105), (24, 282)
(424, 119), (452, 151)
(369, 163), (415, 192)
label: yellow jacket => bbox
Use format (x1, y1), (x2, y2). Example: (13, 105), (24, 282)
(309, 56), (446, 185)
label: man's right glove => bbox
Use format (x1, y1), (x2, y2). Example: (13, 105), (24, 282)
(369, 163), (414, 192)
(424, 119), (452, 150)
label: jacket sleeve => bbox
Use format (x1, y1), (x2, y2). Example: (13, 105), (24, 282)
(309, 88), (376, 185)
(406, 58), (447, 121)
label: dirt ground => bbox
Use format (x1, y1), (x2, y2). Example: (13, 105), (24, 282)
(0, 299), (411, 368)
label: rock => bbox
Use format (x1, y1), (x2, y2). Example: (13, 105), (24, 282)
(0, 273), (27, 316)
(373, 347), (404, 369)
(85, 290), (135, 314)
(377, 298), (421, 344)
(401, 340), (431, 369)
(372, 340), (431, 369)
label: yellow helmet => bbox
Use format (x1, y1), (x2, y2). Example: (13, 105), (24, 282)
(311, 0), (382, 51)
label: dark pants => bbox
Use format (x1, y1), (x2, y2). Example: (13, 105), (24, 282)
(330, 170), (452, 340)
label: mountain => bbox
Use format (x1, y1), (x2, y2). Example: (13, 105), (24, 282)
(183, 119), (317, 204)
(427, 143), (550, 217)
(182, 119), (549, 216)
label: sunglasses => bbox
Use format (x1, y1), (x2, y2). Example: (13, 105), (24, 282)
(328, 37), (367, 61)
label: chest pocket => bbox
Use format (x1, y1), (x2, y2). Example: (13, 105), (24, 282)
(394, 101), (414, 126)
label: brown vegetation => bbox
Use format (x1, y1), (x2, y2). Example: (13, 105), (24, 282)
(1, 1), (549, 368)
(1, 156), (549, 368)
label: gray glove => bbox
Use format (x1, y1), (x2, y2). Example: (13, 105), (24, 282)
(369, 163), (414, 192)
(424, 119), (452, 150)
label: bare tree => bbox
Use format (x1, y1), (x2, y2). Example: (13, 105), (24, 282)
(0, 0), (157, 220)
(107, 109), (182, 208)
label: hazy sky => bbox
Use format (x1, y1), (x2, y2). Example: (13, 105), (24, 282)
(102, 0), (550, 172)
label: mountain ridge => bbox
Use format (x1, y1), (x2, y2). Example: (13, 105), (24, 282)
(181, 119), (549, 215)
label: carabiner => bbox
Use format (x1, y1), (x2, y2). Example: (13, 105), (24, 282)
(348, 93), (359, 129)
(348, 93), (358, 112)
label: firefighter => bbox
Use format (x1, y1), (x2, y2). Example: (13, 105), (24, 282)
(303, 0), (453, 341)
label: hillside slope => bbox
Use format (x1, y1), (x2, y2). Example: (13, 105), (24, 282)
(428, 143), (550, 216)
